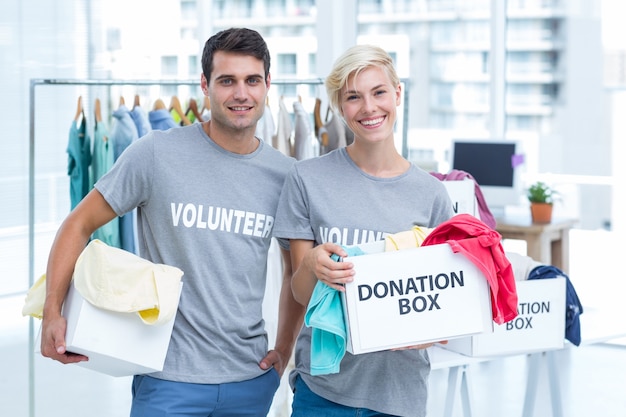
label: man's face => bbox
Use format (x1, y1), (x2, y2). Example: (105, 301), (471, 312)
(202, 51), (270, 133)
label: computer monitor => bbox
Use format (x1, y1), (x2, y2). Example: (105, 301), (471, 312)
(449, 138), (525, 216)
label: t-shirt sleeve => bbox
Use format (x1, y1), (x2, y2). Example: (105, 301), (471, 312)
(273, 164), (315, 241)
(94, 136), (154, 216)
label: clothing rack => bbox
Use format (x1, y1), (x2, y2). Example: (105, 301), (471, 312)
(26, 77), (410, 417)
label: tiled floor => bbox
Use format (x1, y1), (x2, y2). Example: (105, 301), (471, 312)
(2, 229), (625, 417)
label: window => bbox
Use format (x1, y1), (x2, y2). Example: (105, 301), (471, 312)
(277, 53), (297, 75)
(161, 56), (178, 77)
(189, 55), (198, 77)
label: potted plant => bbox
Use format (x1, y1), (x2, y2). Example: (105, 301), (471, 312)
(527, 181), (557, 223)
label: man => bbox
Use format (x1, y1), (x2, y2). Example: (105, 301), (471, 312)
(41, 28), (304, 416)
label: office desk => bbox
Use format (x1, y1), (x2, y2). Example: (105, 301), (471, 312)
(496, 217), (578, 273)
(430, 307), (626, 417)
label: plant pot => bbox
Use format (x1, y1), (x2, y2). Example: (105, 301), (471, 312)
(530, 202), (553, 223)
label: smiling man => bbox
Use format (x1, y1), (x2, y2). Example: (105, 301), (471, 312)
(40, 28), (304, 417)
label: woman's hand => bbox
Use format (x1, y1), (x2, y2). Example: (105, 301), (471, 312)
(391, 340), (448, 351)
(302, 242), (355, 292)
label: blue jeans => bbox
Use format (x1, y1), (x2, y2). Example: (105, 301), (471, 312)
(291, 375), (398, 417)
(130, 370), (280, 417)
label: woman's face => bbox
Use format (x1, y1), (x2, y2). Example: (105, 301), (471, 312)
(340, 66), (401, 144)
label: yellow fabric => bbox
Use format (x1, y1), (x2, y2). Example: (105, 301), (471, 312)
(22, 273), (47, 319)
(22, 239), (184, 325)
(384, 226), (433, 251)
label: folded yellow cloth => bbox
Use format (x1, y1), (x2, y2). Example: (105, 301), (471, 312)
(22, 273), (47, 319)
(22, 239), (184, 325)
(384, 226), (433, 251)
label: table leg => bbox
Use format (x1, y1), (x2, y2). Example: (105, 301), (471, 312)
(443, 365), (474, 417)
(525, 234), (551, 265)
(547, 351), (563, 417)
(522, 353), (541, 417)
(522, 351), (563, 417)
(443, 367), (461, 417)
(551, 231), (570, 274)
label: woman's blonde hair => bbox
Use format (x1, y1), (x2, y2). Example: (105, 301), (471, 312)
(325, 44), (400, 114)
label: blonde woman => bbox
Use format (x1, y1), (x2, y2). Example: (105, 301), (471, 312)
(274, 45), (453, 417)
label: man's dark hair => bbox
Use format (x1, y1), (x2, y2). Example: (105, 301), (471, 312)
(201, 28), (270, 83)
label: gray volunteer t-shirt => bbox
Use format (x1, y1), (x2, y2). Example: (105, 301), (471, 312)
(96, 123), (294, 384)
(273, 147), (453, 417)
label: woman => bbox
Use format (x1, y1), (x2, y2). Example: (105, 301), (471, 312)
(273, 45), (453, 417)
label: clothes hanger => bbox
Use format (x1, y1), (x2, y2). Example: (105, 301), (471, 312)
(119, 96), (125, 107)
(185, 97), (203, 123)
(314, 98), (329, 147)
(94, 98), (102, 124)
(74, 96), (84, 122)
(133, 94), (141, 109)
(94, 98), (108, 141)
(201, 96), (211, 113)
(169, 96), (192, 126)
(153, 98), (166, 110)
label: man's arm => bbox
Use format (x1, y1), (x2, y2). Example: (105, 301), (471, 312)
(40, 189), (118, 363)
(259, 245), (305, 377)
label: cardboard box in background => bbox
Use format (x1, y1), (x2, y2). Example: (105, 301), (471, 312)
(441, 277), (566, 357)
(38, 282), (181, 377)
(442, 179), (477, 217)
(341, 241), (493, 354)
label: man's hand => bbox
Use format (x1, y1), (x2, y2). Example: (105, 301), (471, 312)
(259, 349), (290, 377)
(40, 314), (88, 364)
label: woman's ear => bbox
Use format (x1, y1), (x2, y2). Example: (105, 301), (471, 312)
(395, 83), (402, 106)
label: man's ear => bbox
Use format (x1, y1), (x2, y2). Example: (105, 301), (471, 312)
(201, 73), (209, 95)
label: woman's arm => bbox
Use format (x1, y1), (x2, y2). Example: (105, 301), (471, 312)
(289, 240), (355, 306)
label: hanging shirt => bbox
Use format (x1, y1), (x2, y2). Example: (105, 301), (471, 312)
(272, 97), (292, 156)
(130, 105), (152, 138)
(91, 121), (120, 248)
(67, 117), (92, 209)
(111, 104), (139, 160)
(110, 105), (140, 254)
(319, 110), (354, 155)
(149, 108), (178, 131)
(255, 103), (274, 143)
(292, 101), (316, 160)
